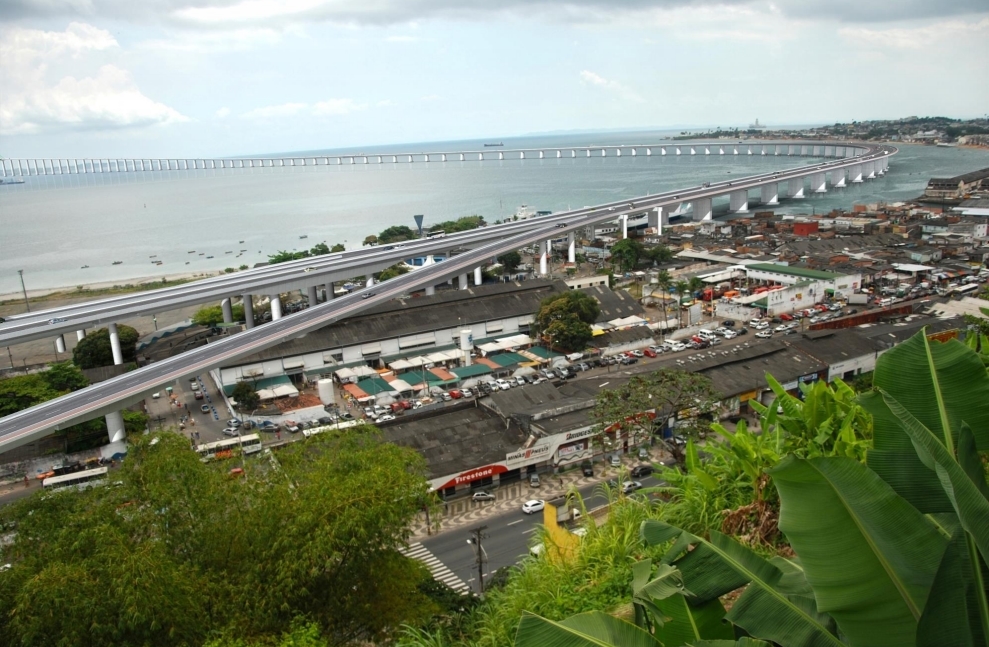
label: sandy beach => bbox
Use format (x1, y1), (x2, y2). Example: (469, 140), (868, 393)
(0, 270), (215, 303)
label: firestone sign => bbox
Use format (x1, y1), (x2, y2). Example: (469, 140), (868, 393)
(435, 464), (508, 491)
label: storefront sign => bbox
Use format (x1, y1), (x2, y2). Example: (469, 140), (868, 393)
(557, 441), (586, 459)
(505, 443), (551, 469)
(435, 464), (508, 490)
(563, 427), (598, 442)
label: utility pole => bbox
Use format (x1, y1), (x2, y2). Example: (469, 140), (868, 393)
(18, 270), (30, 312)
(467, 525), (488, 594)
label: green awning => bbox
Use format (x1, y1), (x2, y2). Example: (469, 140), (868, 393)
(525, 346), (562, 359)
(451, 364), (493, 379)
(357, 376), (398, 395)
(489, 352), (527, 367)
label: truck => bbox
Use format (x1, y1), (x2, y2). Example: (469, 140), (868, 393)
(847, 293), (870, 305)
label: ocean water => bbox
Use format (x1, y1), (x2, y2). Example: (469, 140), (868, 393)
(2, 130), (988, 296)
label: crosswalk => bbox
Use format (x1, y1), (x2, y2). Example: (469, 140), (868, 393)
(401, 542), (471, 595)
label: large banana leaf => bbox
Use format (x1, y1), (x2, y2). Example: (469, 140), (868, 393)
(769, 455), (948, 647)
(689, 640), (772, 647)
(641, 520), (844, 647)
(861, 332), (989, 512)
(515, 611), (662, 647)
(879, 391), (989, 566)
(650, 594), (734, 645)
(916, 532), (976, 647)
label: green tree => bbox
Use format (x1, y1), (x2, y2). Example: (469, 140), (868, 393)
(378, 226), (416, 244)
(309, 242), (330, 255)
(673, 280), (690, 326)
(71, 325), (138, 369)
(0, 374), (60, 416)
(590, 369), (720, 464)
(363, 235), (379, 246)
(122, 409), (149, 433)
(644, 245), (674, 264)
(609, 239), (644, 273)
(193, 304), (246, 327)
(0, 431), (440, 646)
(269, 250), (308, 264)
(497, 251), (522, 275)
(428, 215), (486, 235)
(654, 270), (673, 338)
(42, 361), (88, 392)
(535, 291), (600, 353)
(224, 267), (236, 273)
(232, 381), (260, 410)
(378, 264), (410, 281)
(330, 243), (346, 253)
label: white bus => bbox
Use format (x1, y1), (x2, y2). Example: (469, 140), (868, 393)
(425, 230), (446, 239)
(42, 467), (109, 491)
(302, 419), (364, 438)
(950, 283), (980, 296)
(195, 434), (263, 462)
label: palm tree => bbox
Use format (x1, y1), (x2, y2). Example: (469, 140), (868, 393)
(687, 276), (706, 319)
(674, 280), (690, 327)
(655, 270), (672, 339)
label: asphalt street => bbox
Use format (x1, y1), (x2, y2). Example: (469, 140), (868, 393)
(421, 474), (663, 595)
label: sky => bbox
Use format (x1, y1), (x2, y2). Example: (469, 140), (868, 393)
(1, 0), (987, 158)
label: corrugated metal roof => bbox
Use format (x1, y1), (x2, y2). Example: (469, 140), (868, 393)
(451, 364), (493, 378)
(489, 352), (527, 366)
(747, 263), (842, 280)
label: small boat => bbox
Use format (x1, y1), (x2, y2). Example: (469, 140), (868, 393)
(484, 142), (504, 147)
(185, 262), (190, 265)
(80, 265), (90, 269)
(199, 253), (204, 255)
(112, 261), (122, 265)
(238, 240), (245, 243)
(150, 255), (157, 258)
(206, 255), (214, 259)
(188, 250), (196, 254)
(299, 235), (308, 239)
(225, 251), (233, 254)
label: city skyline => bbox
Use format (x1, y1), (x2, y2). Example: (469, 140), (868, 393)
(1, 0), (987, 158)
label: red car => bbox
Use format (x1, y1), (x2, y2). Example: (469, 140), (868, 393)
(815, 304), (829, 312)
(779, 313), (794, 321)
(643, 348), (657, 358)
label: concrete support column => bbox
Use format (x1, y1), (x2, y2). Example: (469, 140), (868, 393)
(567, 232), (576, 264)
(459, 273), (469, 290)
(307, 285), (318, 307)
(473, 266), (483, 286)
(55, 335), (66, 354)
(621, 214), (628, 239)
(850, 165), (863, 183)
(242, 295), (254, 329)
(729, 190), (749, 213)
(539, 241), (549, 276)
(425, 285), (436, 296)
(270, 296), (282, 321)
(760, 183), (779, 205)
(692, 198), (713, 222)
(105, 410), (126, 443)
(865, 161), (876, 179)
(325, 282), (335, 300)
(832, 168), (846, 188)
(812, 173), (827, 193)
(76, 329), (86, 342)
(221, 298), (234, 324)
(108, 323), (123, 366)
(788, 178), (805, 198)
(649, 206), (669, 233)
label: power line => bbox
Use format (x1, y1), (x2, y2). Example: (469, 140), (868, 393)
(467, 525), (488, 594)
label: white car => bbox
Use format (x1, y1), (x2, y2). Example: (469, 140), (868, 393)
(522, 499), (546, 514)
(495, 379), (512, 391)
(748, 319), (762, 327)
(774, 324), (789, 333)
(151, 392), (161, 399)
(753, 322), (770, 330)
(755, 330), (773, 339)
(722, 331), (737, 340)
(377, 414), (396, 422)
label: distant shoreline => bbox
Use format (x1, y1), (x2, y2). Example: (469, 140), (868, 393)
(0, 271), (212, 304)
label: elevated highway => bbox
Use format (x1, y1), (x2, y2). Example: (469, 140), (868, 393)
(0, 141), (895, 453)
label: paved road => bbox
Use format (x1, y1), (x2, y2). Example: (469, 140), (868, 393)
(420, 474), (663, 595)
(0, 144), (895, 453)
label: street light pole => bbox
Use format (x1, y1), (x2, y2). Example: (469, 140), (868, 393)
(17, 270), (30, 313)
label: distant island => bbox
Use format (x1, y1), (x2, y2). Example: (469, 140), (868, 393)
(673, 115), (989, 148)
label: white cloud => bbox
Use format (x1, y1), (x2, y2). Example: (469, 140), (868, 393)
(838, 17), (989, 49)
(215, 106), (231, 118)
(0, 23), (187, 135)
(579, 70), (643, 102)
(385, 35), (419, 42)
(241, 99), (368, 120)
(376, 99), (395, 107)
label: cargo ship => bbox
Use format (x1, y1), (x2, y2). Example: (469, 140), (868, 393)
(484, 142), (504, 147)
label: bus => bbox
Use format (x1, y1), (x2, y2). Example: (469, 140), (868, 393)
(302, 419), (363, 438)
(42, 467), (109, 491)
(425, 230), (446, 239)
(950, 283), (980, 296)
(195, 434), (263, 462)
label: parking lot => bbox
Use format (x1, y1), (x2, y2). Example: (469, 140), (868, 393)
(144, 374), (233, 445)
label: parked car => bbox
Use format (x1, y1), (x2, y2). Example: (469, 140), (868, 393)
(610, 454), (622, 467)
(377, 414), (396, 422)
(638, 446), (649, 460)
(529, 473), (541, 488)
(514, 376), (528, 386)
(494, 378), (512, 390)
(200, 404), (211, 413)
(461, 388), (474, 398)
(722, 319), (736, 327)
(736, 327), (748, 336)
(190, 382), (200, 391)
(779, 313), (794, 321)
(723, 331), (737, 340)
(619, 356), (638, 365)
(522, 499), (546, 514)
(622, 480), (643, 494)
(439, 392), (452, 401)
(447, 389), (463, 399)
(627, 349), (644, 358)
(222, 427), (239, 437)
(195, 391), (204, 400)
(317, 416), (334, 425)
(643, 348), (657, 358)
(581, 461), (594, 477)
(472, 491), (496, 502)
(755, 330), (773, 339)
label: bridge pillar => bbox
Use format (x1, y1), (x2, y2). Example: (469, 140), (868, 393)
(788, 178), (805, 198)
(572, 150), (576, 157)
(242, 295), (254, 329)
(221, 298), (234, 324)
(865, 161), (876, 179)
(621, 214), (628, 239)
(760, 183), (779, 205)
(850, 165), (863, 183)
(520, 151), (526, 159)
(812, 173), (827, 193)
(425, 285), (436, 296)
(76, 329), (86, 342)
(539, 151), (544, 159)
(459, 273), (469, 290)
(325, 283), (335, 300)
(270, 296), (283, 321)
(729, 190), (749, 213)
(568, 232), (576, 264)
(631, 148), (636, 156)
(832, 168), (846, 188)
(646, 148), (652, 156)
(692, 198), (713, 221)
(498, 152), (504, 160)
(55, 335), (66, 354)
(105, 410), (126, 443)
(307, 286), (318, 308)
(648, 206), (666, 232)
(539, 241), (549, 276)
(108, 323), (124, 366)
(676, 147), (681, 155)
(689, 147), (695, 155)
(460, 153), (465, 161)
(474, 266), (483, 286)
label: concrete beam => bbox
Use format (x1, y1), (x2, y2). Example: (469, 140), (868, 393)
(474, 266), (483, 286)
(760, 183), (779, 206)
(106, 410), (126, 443)
(270, 296), (282, 321)
(567, 232), (576, 264)
(242, 295), (254, 329)
(221, 298), (233, 324)
(108, 323), (123, 366)
(812, 173), (827, 193)
(459, 273), (469, 290)
(307, 285), (318, 307)
(729, 190), (749, 213)
(788, 178), (805, 199)
(691, 198), (713, 221)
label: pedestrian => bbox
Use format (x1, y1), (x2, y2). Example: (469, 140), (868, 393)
(276, 431), (281, 440)
(24, 474), (29, 489)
